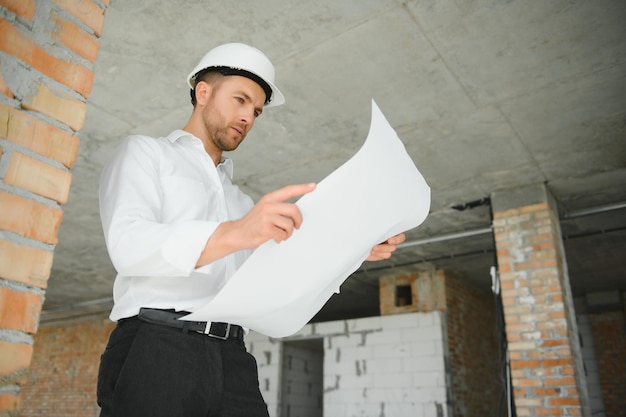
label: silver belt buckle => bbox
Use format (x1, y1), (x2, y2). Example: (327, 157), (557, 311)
(205, 322), (230, 340)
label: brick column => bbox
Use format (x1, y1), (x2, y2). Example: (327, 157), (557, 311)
(0, 0), (107, 414)
(492, 184), (591, 417)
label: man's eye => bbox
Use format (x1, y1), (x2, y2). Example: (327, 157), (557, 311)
(254, 110), (260, 117)
(235, 97), (244, 103)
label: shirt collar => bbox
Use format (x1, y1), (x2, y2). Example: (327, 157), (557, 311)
(166, 130), (234, 179)
(166, 129), (193, 143)
(218, 158), (234, 179)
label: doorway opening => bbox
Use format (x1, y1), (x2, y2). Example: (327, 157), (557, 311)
(280, 338), (324, 417)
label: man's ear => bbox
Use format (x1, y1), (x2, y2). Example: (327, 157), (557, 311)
(194, 81), (212, 106)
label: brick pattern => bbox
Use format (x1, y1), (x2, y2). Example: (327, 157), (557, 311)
(0, 1), (107, 415)
(0, 103), (80, 168)
(0, 240), (54, 288)
(0, 19), (94, 98)
(51, 0), (106, 37)
(379, 269), (447, 315)
(445, 272), (503, 417)
(18, 297), (621, 416)
(0, 340), (33, 385)
(0, 286), (44, 333)
(0, 0), (36, 21)
(493, 202), (586, 417)
(18, 319), (115, 417)
(5, 152), (73, 204)
(50, 11), (101, 62)
(588, 310), (626, 417)
(0, 190), (63, 244)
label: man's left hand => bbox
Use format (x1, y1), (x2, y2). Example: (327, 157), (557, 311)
(366, 233), (406, 261)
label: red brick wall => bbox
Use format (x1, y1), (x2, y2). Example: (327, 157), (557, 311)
(445, 272), (503, 417)
(379, 270), (447, 315)
(0, 0), (108, 414)
(493, 201), (589, 417)
(18, 319), (115, 417)
(588, 310), (626, 417)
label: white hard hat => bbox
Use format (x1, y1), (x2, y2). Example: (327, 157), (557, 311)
(187, 43), (285, 107)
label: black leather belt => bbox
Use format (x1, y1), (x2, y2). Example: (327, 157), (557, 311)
(137, 308), (244, 341)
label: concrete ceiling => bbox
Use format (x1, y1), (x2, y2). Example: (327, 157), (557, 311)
(42, 0), (626, 324)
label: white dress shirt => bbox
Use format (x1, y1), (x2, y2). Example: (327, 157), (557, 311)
(99, 130), (254, 321)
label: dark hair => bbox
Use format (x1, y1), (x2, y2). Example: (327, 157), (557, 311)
(189, 69), (223, 106)
(189, 66), (272, 107)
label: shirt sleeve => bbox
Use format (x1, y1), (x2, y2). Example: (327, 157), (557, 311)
(99, 136), (217, 277)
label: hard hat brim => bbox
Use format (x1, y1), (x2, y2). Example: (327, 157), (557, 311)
(187, 66), (285, 108)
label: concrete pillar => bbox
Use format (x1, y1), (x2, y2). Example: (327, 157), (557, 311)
(492, 184), (591, 417)
(0, 1), (108, 414)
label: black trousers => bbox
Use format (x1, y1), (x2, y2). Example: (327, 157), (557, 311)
(97, 317), (269, 417)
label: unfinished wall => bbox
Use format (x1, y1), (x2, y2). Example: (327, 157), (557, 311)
(445, 273), (503, 417)
(575, 297), (607, 417)
(378, 268), (503, 417)
(280, 340), (324, 417)
(18, 286), (619, 417)
(18, 318), (114, 417)
(0, 1), (107, 415)
(248, 312), (449, 417)
(588, 308), (626, 417)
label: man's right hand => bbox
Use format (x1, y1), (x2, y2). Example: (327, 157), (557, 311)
(196, 183), (316, 267)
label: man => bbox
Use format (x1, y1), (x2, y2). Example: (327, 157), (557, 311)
(97, 43), (405, 417)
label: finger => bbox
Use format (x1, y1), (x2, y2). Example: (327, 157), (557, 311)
(366, 248), (392, 261)
(271, 212), (300, 236)
(267, 202), (304, 229)
(262, 183), (316, 203)
(386, 233), (406, 245)
(374, 244), (396, 256)
(269, 224), (290, 243)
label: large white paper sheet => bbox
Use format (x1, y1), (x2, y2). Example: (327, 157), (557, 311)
(183, 100), (431, 337)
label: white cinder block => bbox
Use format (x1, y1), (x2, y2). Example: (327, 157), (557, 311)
(325, 387), (366, 404)
(373, 372), (413, 388)
(326, 333), (357, 348)
(366, 357), (404, 374)
(380, 312), (420, 329)
(411, 371), (446, 387)
(408, 325), (443, 341)
(312, 319), (346, 335)
(322, 403), (346, 416)
(373, 342), (412, 359)
(403, 356), (445, 372)
(423, 400), (448, 417)
(325, 357), (361, 375)
(348, 315), (382, 331)
(409, 340), (437, 357)
(363, 328), (403, 345)
(433, 339), (444, 355)
(334, 344), (375, 362)
(338, 372), (375, 388)
(409, 387), (448, 403)
(384, 402), (425, 417)
(251, 312), (449, 417)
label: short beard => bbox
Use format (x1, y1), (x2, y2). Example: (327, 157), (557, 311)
(214, 128), (241, 152)
(202, 105), (244, 152)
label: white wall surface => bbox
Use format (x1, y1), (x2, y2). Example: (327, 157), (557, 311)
(247, 312), (448, 417)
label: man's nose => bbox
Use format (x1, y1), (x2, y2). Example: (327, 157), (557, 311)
(240, 108), (255, 125)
